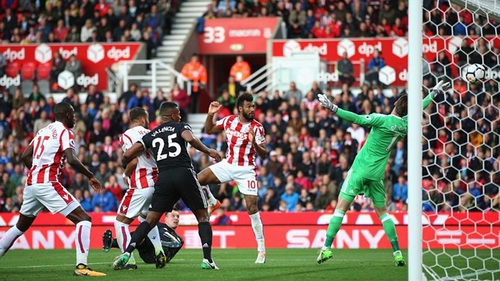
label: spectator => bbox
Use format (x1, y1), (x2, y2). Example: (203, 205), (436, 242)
(127, 89), (152, 110)
(280, 184), (299, 211)
(50, 51), (65, 86)
(288, 2), (306, 38)
(230, 55), (251, 83)
(218, 76), (243, 98)
(0, 52), (6, 77)
(28, 85), (46, 103)
(92, 187), (118, 212)
(211, 207), (233, 225)
(33, 110), (51, 135)
(314, 184), (334, 210)
(180, 53), (207, 113)
(282, 81), (303, 102)
(337, 52), (355, 86)
(365, 48), (385, 87)
(141, 31), (157, 59)
(65, 54), (83, 81)
(80, 19), (95, 42)
(392, 175), (408, 203)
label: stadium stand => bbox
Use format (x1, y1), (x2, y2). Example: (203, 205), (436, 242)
(0, 0), (498, 215)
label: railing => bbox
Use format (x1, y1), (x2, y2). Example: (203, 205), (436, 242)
(120, 59), (191, 95)
(241, 59), (366, 95)
(240, 63), (290, 94)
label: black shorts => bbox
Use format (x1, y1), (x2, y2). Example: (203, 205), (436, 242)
(151, 167), (207, 213)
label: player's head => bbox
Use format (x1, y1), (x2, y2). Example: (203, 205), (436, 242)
(54, 102), (75, 128)
(393, 93), (408, 117)
(129, 107), (149, 128)
(159, 102), (181, 123)
(236, 92), (255, 121)
(165, 207), (180, 230)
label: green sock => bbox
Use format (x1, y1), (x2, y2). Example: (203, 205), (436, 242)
(324, 209), (345, 248)
(380, 213), (400, 252)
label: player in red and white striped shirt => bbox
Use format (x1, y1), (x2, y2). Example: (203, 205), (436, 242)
(0, 102), (105, 277)
(198, 92), (268, 264)
(113, 107), (164, 270)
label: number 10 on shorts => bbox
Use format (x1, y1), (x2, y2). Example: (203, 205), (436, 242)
(247, 180), (257, 189)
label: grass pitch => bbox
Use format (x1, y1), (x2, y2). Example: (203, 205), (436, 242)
(0, 248), (497, 281)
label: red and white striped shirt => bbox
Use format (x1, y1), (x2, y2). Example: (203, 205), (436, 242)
(120, 126), (158, 189)
(27, 121), (75, 185)
(216, 115), (266, 167)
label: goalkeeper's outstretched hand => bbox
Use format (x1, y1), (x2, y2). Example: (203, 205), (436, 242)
(431, 80), (451, 97)
(318, 94), (338, 113)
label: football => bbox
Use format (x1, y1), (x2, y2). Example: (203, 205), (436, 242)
(462, 63), (486, 84)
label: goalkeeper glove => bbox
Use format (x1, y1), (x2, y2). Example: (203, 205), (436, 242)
(430, 80), (451, 97)
(318, 94), (338, 113)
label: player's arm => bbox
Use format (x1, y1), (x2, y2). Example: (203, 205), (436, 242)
(122, 142), (145, 168)
(249, 127), (268, 159)
(124, 158), (138, 177)
(422, 80), (451, 110)
(319, 94), (383, 126)
(181, 129), (222, 162)
(205, 101), (223, 134)
(21, 143), (34, 169)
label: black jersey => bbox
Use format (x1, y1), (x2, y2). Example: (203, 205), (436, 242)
(140, 122), (194, 170)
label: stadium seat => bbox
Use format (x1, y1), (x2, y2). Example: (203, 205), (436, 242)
(5, 62), (20, 77)
(21, 62), (36, 80)
(21, 62), (36, 94)
(37, 63), (51, 80)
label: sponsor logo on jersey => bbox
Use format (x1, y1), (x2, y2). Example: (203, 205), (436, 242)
(226, 127), (247, 140)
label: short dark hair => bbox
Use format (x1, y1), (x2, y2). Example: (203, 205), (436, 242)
(236, 92), (253, 109)
(159, 101), (178, 115)
(54, 102), (73, 120)
(395, 93), (408, 117)
(129, 107), (147, 121)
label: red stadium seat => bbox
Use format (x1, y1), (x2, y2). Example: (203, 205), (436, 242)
(21, 62), (36, 80)
(5, 62), (20, 77)
(37, 62), (51, 80)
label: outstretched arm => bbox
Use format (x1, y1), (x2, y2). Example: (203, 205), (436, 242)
(318, 94), (381, 127)
(182, 130), (222, 162)
(422, 80), (450, 110)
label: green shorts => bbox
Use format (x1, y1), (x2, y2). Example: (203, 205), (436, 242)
(339, 169), (386, 208)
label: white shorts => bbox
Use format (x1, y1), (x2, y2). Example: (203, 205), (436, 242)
(20, 182), (79, 217)
(117, 187), (154, 218)
(209, 160), (258, 196)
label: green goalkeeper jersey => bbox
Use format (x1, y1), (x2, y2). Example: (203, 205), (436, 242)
(336, 94), (433, 181)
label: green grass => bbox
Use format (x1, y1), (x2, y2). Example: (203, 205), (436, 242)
(0, 249), (498, 281)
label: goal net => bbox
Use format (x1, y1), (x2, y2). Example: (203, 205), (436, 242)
(421, 1), (499, 280)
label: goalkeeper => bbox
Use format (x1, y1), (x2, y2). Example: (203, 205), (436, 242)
(316, 81), (450, 266)
(103, 208), (184, 265)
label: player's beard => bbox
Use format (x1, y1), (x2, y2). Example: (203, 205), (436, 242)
(242, 111), (254, 121)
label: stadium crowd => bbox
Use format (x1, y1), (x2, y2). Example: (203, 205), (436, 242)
(0, 0), (498, 215)
(0, 0), (181, 57)
(201, 0), (499, 39)
(0, 74), (498, 214)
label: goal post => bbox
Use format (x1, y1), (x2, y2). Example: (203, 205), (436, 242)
(415, 1), (500, 281)
(407, 0), (423, 280)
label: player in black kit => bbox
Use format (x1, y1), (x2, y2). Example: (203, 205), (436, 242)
(103, 208), (184, 264)
(112, 102), (222, 270)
